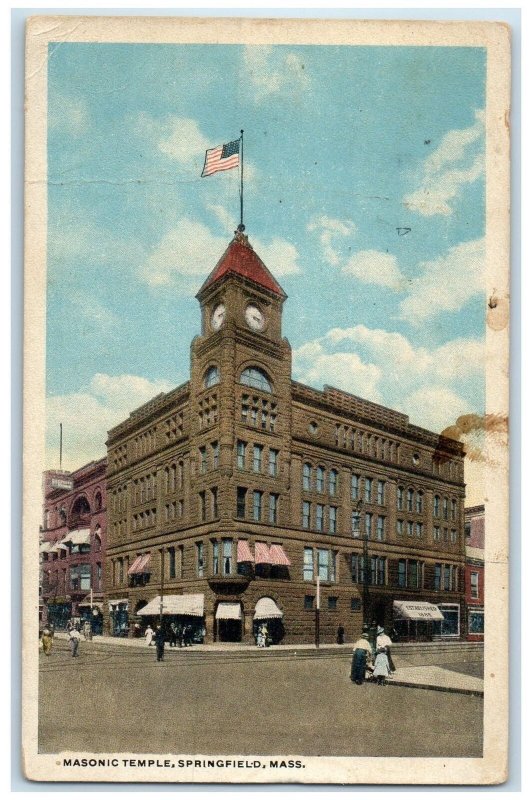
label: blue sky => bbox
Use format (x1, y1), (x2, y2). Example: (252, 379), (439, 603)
(46, 42), (486, 477)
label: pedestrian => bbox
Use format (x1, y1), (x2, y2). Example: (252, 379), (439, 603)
(144, 624), (154, 647)
(350, 632), (373, 684)
(69, 626), (81, 658)
(83, 620), (92, 641)
(41, 624), (53, 656)
(154, 624), (165, 662)
(336, 625), (345, 645)
(176, 623), (183, 647)
(373, 646), (391, 685)
(376, 626), (396, 672)
(183, 624), (192, 647)
(169, 622), (178, 647)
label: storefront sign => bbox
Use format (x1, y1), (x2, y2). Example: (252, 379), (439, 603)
(51, 477), (74, 491)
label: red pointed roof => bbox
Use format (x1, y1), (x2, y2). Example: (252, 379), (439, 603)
(198, 233), (286, 298)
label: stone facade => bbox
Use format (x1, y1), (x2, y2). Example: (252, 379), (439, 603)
(104, 232), (467, 643)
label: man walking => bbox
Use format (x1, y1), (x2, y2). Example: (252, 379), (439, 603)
(154, 625), (166, 662)
(69, 626), (81, 658)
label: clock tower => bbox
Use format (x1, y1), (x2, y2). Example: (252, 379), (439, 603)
(190, 229), (292, 530)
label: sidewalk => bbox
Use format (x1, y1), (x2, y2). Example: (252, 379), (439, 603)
(387, 665), (483, 696)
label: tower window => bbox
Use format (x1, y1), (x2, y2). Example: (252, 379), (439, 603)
(240, 367), (272, 393)
(203, 366), (220, 389)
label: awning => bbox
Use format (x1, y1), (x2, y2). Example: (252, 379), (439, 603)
(393, 600), (444, 621)
(128, 553), (151, 575)
(50, 541), (69, 552)
(61, 529), (90, 546)
(108, 598), (128, 609)
(269, 544), (291, 566)
(138, 594), (205, 617)
(254, 597), (283, 620)
(237, 539), (255, 563)
(254, 542), (271, 565)
(215, 602), (242, 621)
(78, 601), (104, 611)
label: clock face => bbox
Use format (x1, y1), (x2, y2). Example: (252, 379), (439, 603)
(245, 304), (266, 331)
(211, 303), (226, 331)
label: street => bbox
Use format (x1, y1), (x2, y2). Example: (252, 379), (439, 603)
(39, 640), (483, 758)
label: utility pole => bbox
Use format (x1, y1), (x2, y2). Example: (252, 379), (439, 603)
(315, 573), (320, 649)
(159, 548), (165, 627)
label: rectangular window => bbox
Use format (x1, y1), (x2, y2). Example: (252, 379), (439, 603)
(450, 529), (457, 543)
(253, 491), (263, 521)
(365, 512), (372, 538)
(269, 494), (278, 524)
(434, 563), (442, 590)
(443, 497), (449, 520)
(377, 557), (386, 585)
(396, 519), (404, 535)
(451, 499), (457, 521)
(169, 547), (176, 579)
(236, 487), (247, 519)
(316, 504), (324, 532)
(327, 596), (338, 610)
(237, 440), (246, 470)
(317, 548), (330, 581)
(199, 491), (206, 522)
(70, 563), (91, 591)
(196, 542), (204, 578)
(329, 506), (337, 534)
(304, 595), (314, 610)
(199, 446), (207, 473)
(253, 444), (263, 473)
(351, 510), (360, 536)
(416, 522), (423, 538)
(351, 474), (359, 500)
(377, 480), (385, 505)
(433, 526), (441, 542)
(470, 571), (479, 599)
(212, 541), (219, 575)
(329, 470), (338, 496)
(268, 449), (278, 477)
(211, 487), (218, 518)
(251, 407), (258, 426)
(434, 495), (440, 517)
(407, 521), (414, 537)
(351, 597), (362, 611)
(178, 545), (184, 579)
(436, 603), (460, 637)
(212, 441), (220, 469)
(302, 463), (311, 491)
(316, 467), (325, 492)
(222, 539), (232, 575)
(444, 564), (451, 591)
(302, 501), (311, 529)
(365, 478), (372, 503)
(416, 492), (423, 513)
(398, 559), (406, 588)
(468, 610), (484, 634)
(408, 560), (420, 589)
(376, 515), (385, 541)
(303, 547), (314, 581)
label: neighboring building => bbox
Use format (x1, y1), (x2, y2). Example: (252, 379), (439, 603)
(464, 504), (485, 641)
(40, 459), (107, 631)
(104, 230), (466, 643)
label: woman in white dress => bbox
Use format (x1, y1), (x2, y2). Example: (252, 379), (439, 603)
(144, 624), (154, 646)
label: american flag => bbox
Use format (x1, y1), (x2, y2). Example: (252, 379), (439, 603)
(201, 138), (240, 177)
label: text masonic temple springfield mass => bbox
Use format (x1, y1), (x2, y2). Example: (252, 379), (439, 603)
(43, 230), (468, 644)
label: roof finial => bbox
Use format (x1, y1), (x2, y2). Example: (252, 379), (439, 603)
(234, 225), (252, 248)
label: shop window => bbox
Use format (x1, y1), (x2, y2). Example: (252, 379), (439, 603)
(468, 610), (484, 634)
(435, 604), (460, 637)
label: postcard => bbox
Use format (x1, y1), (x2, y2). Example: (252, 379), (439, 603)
(23, 15), (510, 784)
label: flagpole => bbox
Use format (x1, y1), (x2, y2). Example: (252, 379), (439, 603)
(239, 129), (244, 231)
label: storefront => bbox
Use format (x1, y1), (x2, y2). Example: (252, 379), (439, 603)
(253, 596), (285, 644)
(434, 602), (461, 638)
(467, 606), (484, 639)
(392, 600), (444, 641)
(215, 602), (242, 642)
(109, 598), (129, 636)
(138, 594), (206, 642)
(46, 600), (72, 630)
(78, 596), (104, 635)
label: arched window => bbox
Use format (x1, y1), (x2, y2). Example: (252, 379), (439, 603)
(239, 367), (272, 393)
(316, 466), (325, 493)
(94, 492), (102, 512)
(302, 463), (312, 491)
(433, 495), (440, 517)
(204, 365), (220, 389)
(329, 469), (338, 497)
(71, 496), (90, 516)
(416, 491), (424, 514)
(407, 488), (414, 512)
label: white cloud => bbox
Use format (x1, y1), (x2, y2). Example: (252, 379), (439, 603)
(307, 216), (356, 266)
(399, 237), (485, 324)
(46, 373), (174, 470)
(140, 216), (301, 289)
(403, 109), (485, 216)
(293, 324), (483, 433)
(49, 92), (89, 136)
(342, 249), (404, 290)
(135, 113), (211, 170)
(243, 45), (310, 101)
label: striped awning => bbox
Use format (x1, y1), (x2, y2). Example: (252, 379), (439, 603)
(215, 602), (242, 620)
(254, 542), (271, 565)
(254, 597), (283, 620)
(138, 594), (204, 617)
(237, 539), (254, 563)
(269, 544), (291, 566)
(128, 553), (151, 575)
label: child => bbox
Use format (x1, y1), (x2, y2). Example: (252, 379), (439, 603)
(373, 646), (391, 685)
